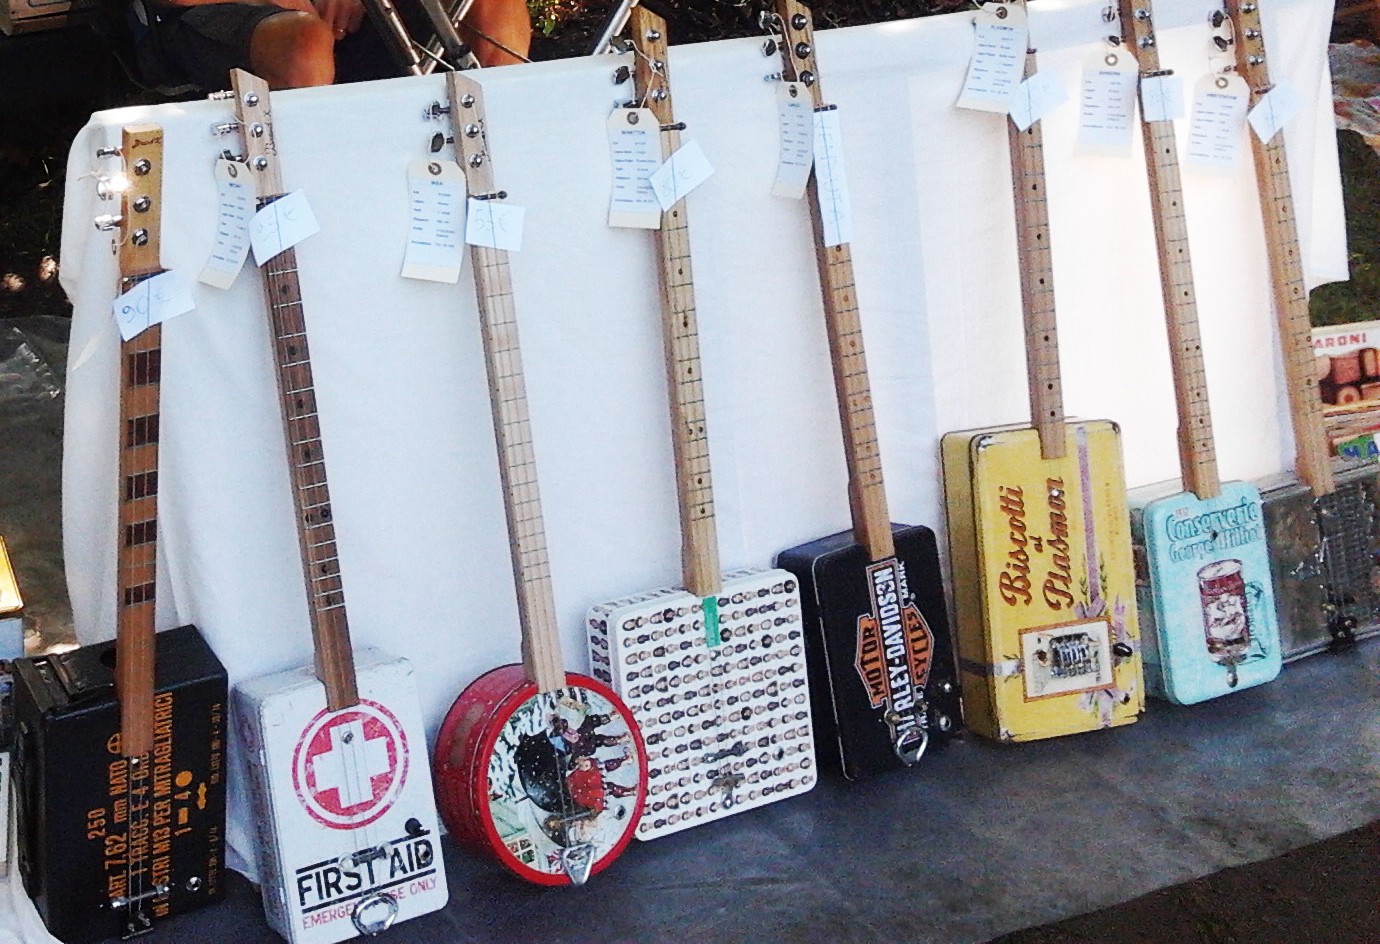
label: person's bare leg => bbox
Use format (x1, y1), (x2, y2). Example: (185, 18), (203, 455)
(249, 11), (336, 88)
(461, 0), (531, 67)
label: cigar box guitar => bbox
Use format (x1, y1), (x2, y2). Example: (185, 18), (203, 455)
(1222, 0), (1380, 659)
(221, 71), (448, 942)
(12, 126), (229, 943)
(941, 2), (1144, 742)
(430, 73), (647, 885)
(768, 0), (961, 780)
(583, 8), (816, 840)
(1120, 0), (1281, 703)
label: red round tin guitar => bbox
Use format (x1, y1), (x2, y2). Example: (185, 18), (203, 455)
(431, 72), (647, 886)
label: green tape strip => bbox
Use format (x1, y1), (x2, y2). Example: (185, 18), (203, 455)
(702, 594), (721, 647)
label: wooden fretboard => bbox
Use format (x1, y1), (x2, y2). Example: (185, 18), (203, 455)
(1007, 27), (1066, 460)
(1224, 0), (1334, 496)
(776, 0), (894, 561)
(631, 6), (721, 598)
(1119, 0), (1221, 500)
(114, 124), (165, 760)
(449, 72), (565, 694)
(232, 70), (358, 710)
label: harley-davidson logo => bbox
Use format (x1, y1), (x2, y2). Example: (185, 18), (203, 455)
(292, 701), (409, 829)
(855, 560), (933, 711)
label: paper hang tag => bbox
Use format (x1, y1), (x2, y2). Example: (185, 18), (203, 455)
(649, 139), (714, 211)
(1077, 48), (1138, 154)
(113, 269), (195, 342)
(199, 157), (253, 290)
(465, 198), (525, 252)
(402, 159), (466, 283)
(1248, 81), (1301, 144)
(956, 3), (1028, 114)
(250, 190), (320, 266)
(773, 81), (814, 199)
(1009, 68), (1068, 132)
(1185, 73), (1250, 172)
(812, 107), (854, 248)
(1139, 73), (1185, 123)
(607, 107), (663, 229)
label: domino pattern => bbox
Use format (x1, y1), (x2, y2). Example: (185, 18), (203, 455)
(587, 569), (816, 839)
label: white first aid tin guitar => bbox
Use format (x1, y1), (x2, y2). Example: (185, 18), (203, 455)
(223, 70), (448, 943)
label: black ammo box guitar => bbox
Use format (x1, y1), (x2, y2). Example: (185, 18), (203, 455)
(768, 0), (961, 780)
(13, 125), (229, 943)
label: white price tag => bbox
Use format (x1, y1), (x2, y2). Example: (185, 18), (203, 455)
(199, 158), (253, 290)
(1139, 73), (1185, 123)
(1077, 49), (1138, 153)
(1185, 73), (1249, 172)
(250, 190), (319, 266)
(812, 106), (853, 248)
(465, 198), (525, 252)
(649, 139), (714, 211)
(1248, 81), (1301, 144)
(773, 81), (814, 199)
(1008, 68), (1067, 132)
(956, 3), (1028, 113)
(402, 159), (466, 283)
(112, 270), (195, 342)
(608, 108), (663, 229)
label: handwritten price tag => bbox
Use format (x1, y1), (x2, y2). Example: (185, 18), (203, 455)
(1009, 68), (1067, 132)
(250, 190), (320, 266)
(1248, 81), (1301, 144)
(112, 270), (194, 342)
(1139, 73), (1185, 124)
(813, 106), (853, 248)
(649, 139), (714, 211)
(465, 198), (525, 252)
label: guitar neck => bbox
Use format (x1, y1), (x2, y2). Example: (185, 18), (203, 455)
(232, 70), (358, 710)
(1008, 44), (1066, 460)
(1120, 0), (1220, 500)
(777, 0), (894, 561)
(449, 73), (565, 694)
(631, 6), (722, 597)
(114, 125), (166, 759)
(1224, 0), (1334, 496)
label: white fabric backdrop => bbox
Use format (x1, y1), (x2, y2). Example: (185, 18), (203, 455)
(48, 0), (1343, 898)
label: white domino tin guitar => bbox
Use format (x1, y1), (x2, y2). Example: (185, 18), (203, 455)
(585, 6), (816, 840)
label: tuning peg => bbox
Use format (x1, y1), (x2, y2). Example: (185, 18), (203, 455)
(211, 120), (241, 137)
(1209, 9), (1226, 28)
(761, 38), (777, 57)
(429, 132), (452, 154)
(93, 214), (124, 232)
(613, 64), (631, 84)
(1213, 35), (1231, 51)
(424, 101), (449, 120)
(206, 89), (235, 101)
(95, 146), (121, 159)
(95, 175), (129, 201)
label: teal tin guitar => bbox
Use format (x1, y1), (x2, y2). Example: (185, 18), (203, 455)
(1120, 0), (1280, 704)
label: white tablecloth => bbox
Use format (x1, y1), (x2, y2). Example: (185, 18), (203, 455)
(54, 0), (1343, 896)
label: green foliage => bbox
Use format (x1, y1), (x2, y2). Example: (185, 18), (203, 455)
(1310, 131), (1380, 327)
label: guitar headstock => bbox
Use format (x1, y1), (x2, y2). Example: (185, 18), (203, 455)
(1221, 0), (1271, 88)
(770, 0), (825, 108)
(446, 72), (499, 196)
(229, 69), (284, 200)
(1116, 0), (1162, 73)
(94, 125), (165, 283)
(627, 4), (674, 125)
